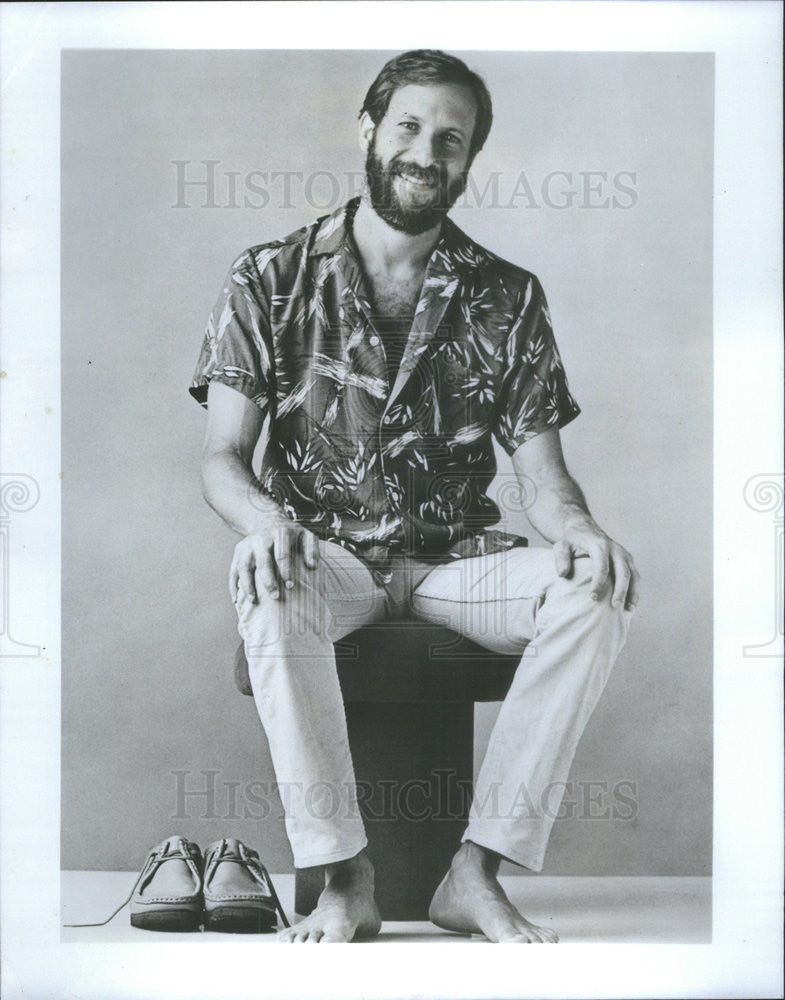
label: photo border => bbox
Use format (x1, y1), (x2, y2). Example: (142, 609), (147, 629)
(1, 2), (782, 998)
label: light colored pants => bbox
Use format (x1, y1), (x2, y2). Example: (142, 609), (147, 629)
(235, 541), (632, 872)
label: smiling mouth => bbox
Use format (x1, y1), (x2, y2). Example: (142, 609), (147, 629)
(396, 170), (438, 188)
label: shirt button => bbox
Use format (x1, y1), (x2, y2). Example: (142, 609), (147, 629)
(369, 335), (380, 347)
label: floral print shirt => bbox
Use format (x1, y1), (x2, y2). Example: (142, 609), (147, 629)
(191, 199), (580, 583)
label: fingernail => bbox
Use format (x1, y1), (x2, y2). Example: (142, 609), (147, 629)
(271, 590), (279, 600)
(285, 580), (294, 590)
(591, 593), (599, 602)
(626, 603), (636, 612)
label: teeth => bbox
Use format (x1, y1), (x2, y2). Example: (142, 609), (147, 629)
(400, 173), (434, 186)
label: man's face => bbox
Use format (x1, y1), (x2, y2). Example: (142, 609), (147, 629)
(362, 82), (478, 236)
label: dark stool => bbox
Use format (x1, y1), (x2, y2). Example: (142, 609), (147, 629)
(234, 622), (518, 921)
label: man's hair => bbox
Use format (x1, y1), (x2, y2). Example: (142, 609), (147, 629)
(360, 50), (493, 158)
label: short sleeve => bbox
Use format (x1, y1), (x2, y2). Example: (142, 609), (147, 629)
(493, 276), (580, 456)
(189, 250), (273, 413)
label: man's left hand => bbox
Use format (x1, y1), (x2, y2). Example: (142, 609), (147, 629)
(553, 525), (640, 611)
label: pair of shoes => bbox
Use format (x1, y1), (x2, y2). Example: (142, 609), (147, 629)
(133, 836), (290, 933)
(65, 835), (289, 934)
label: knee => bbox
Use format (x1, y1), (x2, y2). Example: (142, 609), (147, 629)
(237, 581), (327, 647)
(548, 555), (628, 619)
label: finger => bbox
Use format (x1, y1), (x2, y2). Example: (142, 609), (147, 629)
(237, 554), (258, 604)
(274, 526), (296, 590)
(625, 565), (641, 611)
(229, 559), (240, 603)
(589, 546), (611, 602)
(255, 548), (280, 601)
(302, 530), (320, 570)
(553, 539), (573, 577)
(610, 553), (631, 609)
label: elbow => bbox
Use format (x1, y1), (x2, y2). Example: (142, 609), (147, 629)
(200, 441), (251, 508)
(199, 453), (215, 507)
(199, 463), (212, 506)
(199, 445), (226, 507)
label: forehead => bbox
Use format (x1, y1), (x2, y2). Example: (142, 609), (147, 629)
(384, 82), (477, 131)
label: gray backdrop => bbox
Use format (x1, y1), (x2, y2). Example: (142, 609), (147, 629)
(61, 50), (713, 875)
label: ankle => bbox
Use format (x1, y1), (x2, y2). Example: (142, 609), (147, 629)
(452, 840), (501, 877)
(326, 849), (373, 880)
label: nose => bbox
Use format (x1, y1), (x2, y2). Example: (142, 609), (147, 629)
(407, 130), (439, 168)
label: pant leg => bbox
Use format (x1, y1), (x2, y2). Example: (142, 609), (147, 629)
(235, 539), (388, 868)
(410, 547), (633, 872)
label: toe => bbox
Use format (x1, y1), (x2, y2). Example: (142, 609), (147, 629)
(527, 922), (557, 943)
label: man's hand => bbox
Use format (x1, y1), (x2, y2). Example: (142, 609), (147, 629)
(230, 515), (320, 603)
(553, 524), (640, 611)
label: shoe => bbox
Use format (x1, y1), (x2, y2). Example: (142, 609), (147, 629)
(202, 838), (289, 933)
(129, 835), (203, 931)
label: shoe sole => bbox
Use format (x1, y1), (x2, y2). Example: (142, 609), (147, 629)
(130, 909), (202, 932)
(204, 906), (277, 934)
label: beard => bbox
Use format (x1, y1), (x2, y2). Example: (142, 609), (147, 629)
(364, 137), (468, 236)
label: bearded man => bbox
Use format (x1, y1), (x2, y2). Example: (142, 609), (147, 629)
(191, 49), (639, 943)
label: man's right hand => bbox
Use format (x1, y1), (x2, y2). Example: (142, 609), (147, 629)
(229, 516), (320, 603)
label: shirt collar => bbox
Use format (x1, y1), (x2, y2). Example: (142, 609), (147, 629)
(308, 198), (486, 276)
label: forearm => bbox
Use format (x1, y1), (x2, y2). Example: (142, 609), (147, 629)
(201, 447), (283, 537)
(511, 430), (600, 544)
(524, 469), (599, 544)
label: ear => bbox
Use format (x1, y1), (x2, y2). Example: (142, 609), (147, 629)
(358, 111), (376, 155)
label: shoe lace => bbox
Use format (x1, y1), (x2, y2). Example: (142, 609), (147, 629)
(63, 838), (193, 928)
(238, 841), (291, 929)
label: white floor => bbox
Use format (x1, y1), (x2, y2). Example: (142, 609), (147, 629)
(61, 872), (711, 944)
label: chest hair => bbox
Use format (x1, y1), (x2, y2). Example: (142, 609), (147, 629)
(365, 268), (424, 322)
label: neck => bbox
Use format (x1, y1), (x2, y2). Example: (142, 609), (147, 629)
(352, 196), (441, 273)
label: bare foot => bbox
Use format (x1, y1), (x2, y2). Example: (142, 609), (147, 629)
(278, 850), (381, 943)
(429, 841), (558, 943)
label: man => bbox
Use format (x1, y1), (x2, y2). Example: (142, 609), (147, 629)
(191, 50), (639, 943)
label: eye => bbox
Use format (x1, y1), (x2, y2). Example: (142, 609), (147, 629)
(444, 133), (462, 146)
(399, 121), (418, 132)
